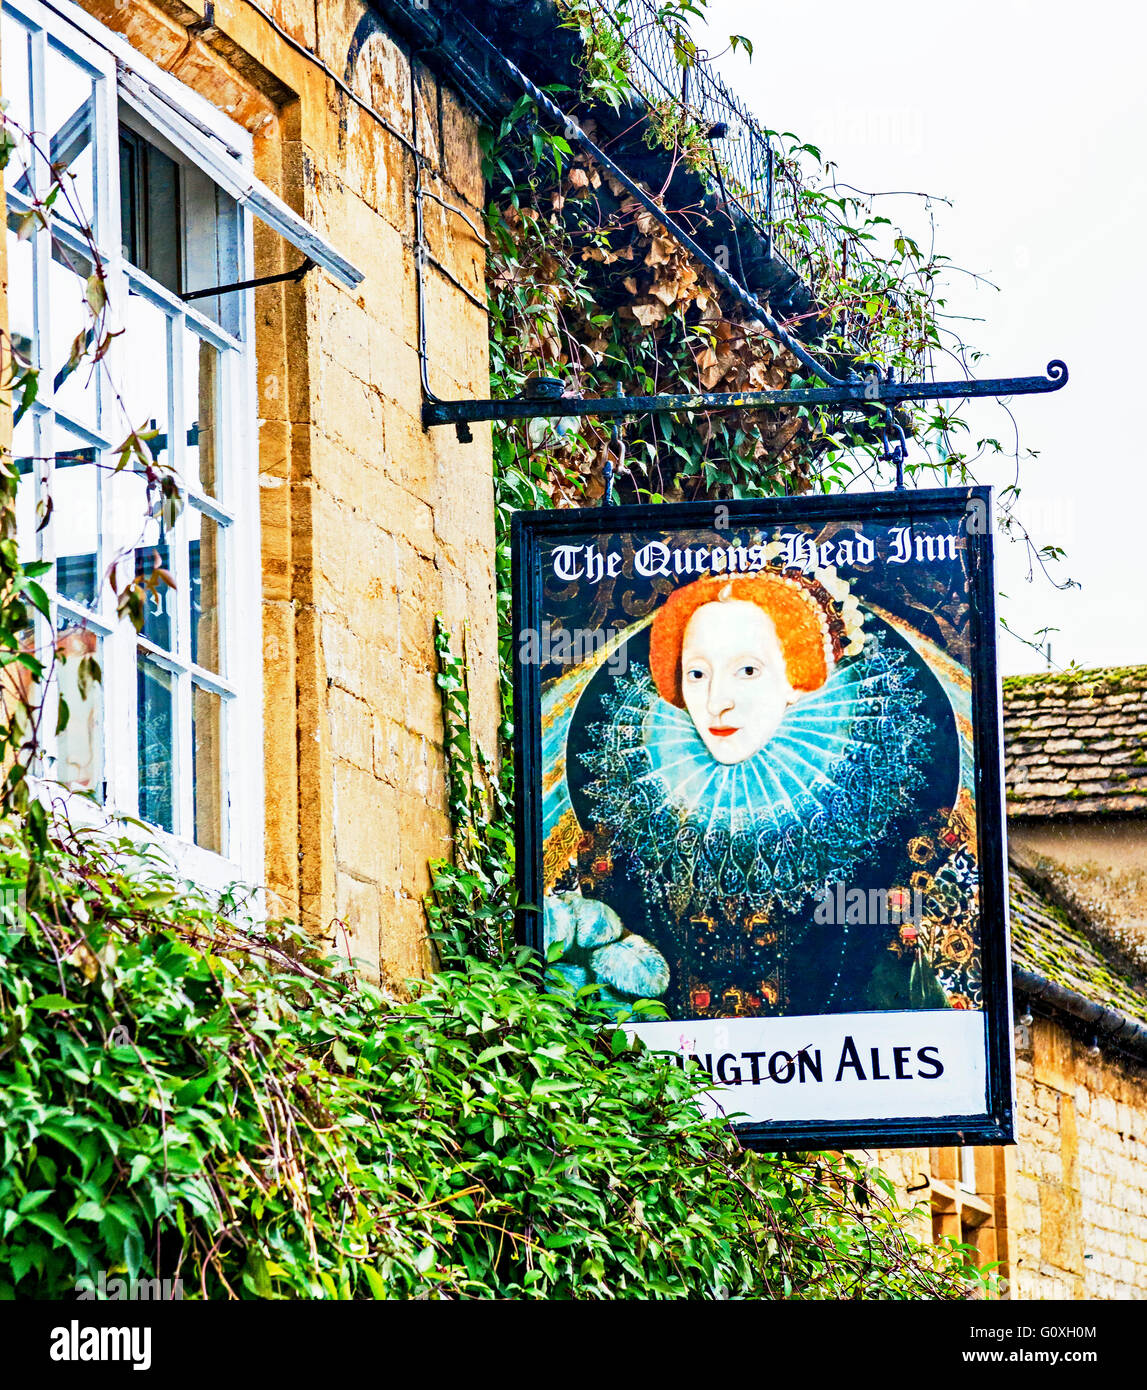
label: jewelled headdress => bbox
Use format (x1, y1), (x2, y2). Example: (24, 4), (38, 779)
(649, 552), (866, 707)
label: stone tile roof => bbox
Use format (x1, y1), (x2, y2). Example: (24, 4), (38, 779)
(1009, 867), (1147, 1029)
(1003, 665), (1147, 817)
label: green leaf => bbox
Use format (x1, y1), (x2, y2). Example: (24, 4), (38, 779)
(84, 271), (107, 315)
(173, 1075), (216, 1106)
(20, 579), (51, 620)
(30, 993), (82, 1011)
(25, 1211), (88, 1260)
(243, 1250), (273, 1298)
(137, 890), (176, 911)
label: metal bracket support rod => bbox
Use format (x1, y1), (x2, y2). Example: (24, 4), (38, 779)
(181, 257), (314, 302)
(455, 16), (847, 387)
(423, 360), (1068, 429)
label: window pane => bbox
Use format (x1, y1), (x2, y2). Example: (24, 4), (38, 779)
(56, 620), (102, 796)
(137, 651), (174, 832)
(0, 616), (100, 795)
(119, 127), (181, 294)
(188, 509), (221, 672)
(5, 214), (36, 367)
(183, 328), (221, 496)
(120, 289), (171, 468)
(53, 424), (99, 610)
(44, 41), (96, 234)
(1, 15), (34, 193)
(104, 465), (160, 547)
(103, 466), (163, 629)
(13, 412), (37, 566)
(48, 241), (98, 429)
(134, 540), (174, 651)
(142, 140), (180, 293)
(182, 162), (240, 335)
(192, 683), (223, 853)
(118, 131), (138, 263)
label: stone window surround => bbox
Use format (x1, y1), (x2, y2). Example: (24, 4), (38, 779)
(928, 1144), (1001, 1271)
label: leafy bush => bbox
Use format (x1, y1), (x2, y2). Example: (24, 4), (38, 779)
(0, 825), (979, 1300)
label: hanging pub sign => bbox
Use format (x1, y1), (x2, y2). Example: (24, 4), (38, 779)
(511, 486), (1015, 1149)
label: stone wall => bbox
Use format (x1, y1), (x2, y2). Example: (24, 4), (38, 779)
(865, 1146), (931, 1244)
(1009, 1017), (1147, 1299)
(873, 1017), (1147, 1299)
(79, 0), (499, 989)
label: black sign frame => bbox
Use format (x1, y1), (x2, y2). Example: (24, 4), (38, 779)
(512, 486), (1014, 1151)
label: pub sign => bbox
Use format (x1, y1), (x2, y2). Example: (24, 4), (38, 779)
(511, 487), (1014, 1149)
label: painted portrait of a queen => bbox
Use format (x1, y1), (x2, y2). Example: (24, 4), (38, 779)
(537, 534), (984, 1023)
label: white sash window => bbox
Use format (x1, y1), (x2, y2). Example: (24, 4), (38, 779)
(2, 0), (284, 888)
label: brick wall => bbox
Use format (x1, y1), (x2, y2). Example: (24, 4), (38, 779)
(81, 0), (499, 990)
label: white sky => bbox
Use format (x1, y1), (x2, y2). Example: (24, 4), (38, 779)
(696, 0), (1147, 675)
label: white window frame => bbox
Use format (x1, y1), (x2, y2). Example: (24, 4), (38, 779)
(42, 0), (361, 288)
(4, 0), (265, 895)
(958, 1145), (978, 1194)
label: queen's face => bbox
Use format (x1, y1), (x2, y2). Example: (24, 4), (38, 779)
(680, 599), (795, 764)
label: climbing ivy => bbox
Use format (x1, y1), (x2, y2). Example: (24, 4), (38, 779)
(488, 0), (1066, 602)
(0, 821), (989, 1299)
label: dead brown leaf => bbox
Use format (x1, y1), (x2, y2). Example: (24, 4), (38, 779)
(645, 237), (676, 267)
(630, 300), (668, 327)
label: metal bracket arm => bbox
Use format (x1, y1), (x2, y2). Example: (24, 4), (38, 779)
(417, 27), (1069, 442)
(422, 360), (1068, 430)
(181, 257), (315, 303)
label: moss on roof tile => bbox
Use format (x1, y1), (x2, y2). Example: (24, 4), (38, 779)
(1003, 663), (1147, 694)
(1004, 664), (1147, 817)
(1009, 868), (1147, 1027)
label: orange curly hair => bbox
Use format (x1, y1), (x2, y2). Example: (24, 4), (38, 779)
(649, 573), (840, 708)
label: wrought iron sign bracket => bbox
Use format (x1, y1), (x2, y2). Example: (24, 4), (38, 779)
(425, 362), (1069, 442)
(417, 22), (1068, 444)
(881, 406), (910, 490)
